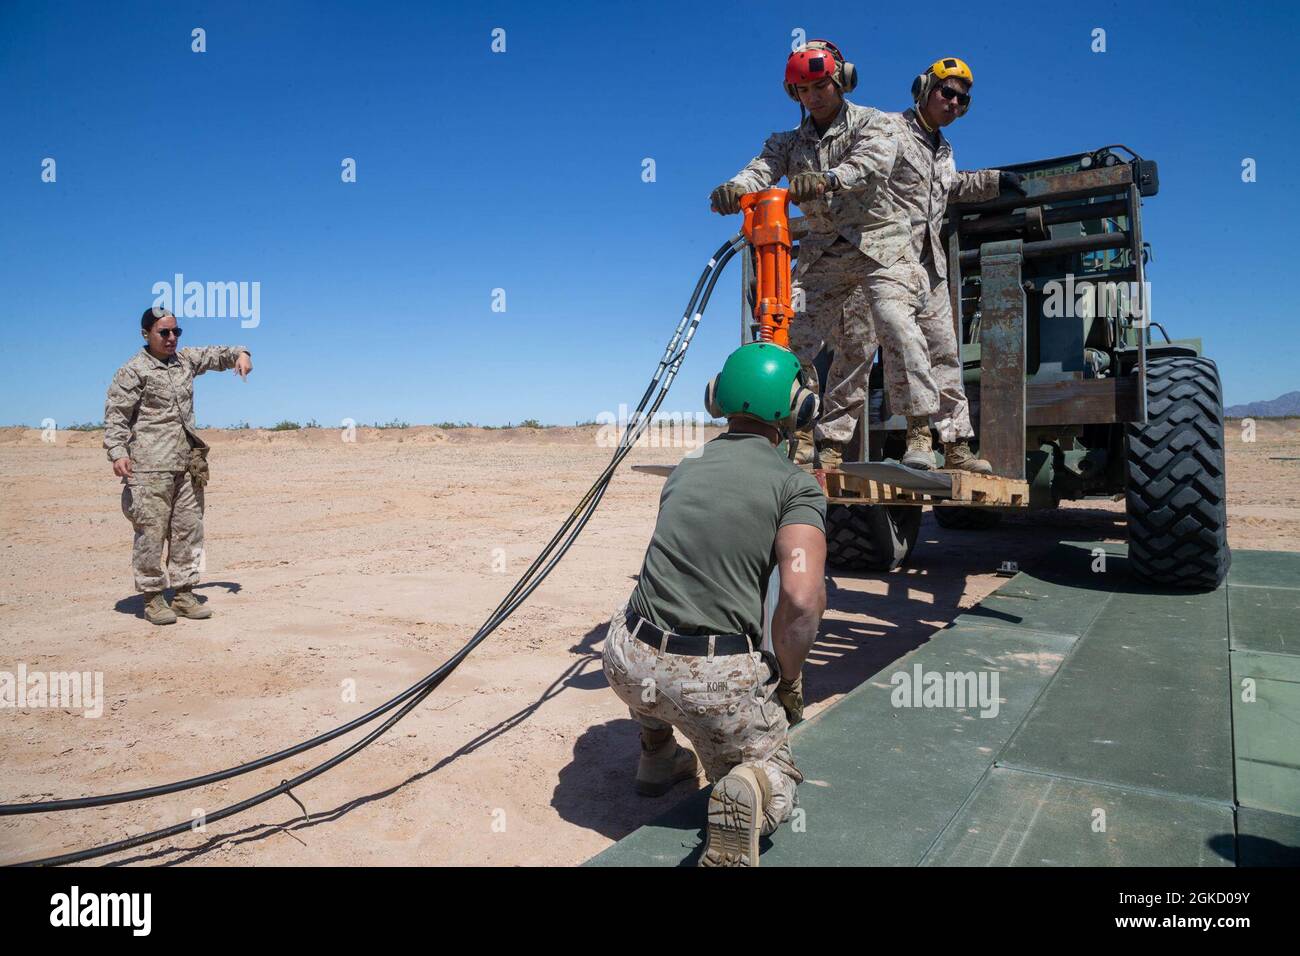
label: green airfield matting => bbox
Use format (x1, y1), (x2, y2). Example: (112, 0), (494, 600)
(587, 543), (1300, 867)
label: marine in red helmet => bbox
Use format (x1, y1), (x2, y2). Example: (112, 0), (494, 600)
(708, 42), (920, 471)
(712, 48), (1024, 476)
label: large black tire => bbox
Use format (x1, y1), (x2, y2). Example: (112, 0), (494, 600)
(1125, 356), (1230, 590)
(826, 504), (921, 572)
(932, 506), (1003, 530)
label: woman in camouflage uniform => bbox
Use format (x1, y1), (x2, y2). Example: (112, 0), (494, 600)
(104, 308), (251, 625)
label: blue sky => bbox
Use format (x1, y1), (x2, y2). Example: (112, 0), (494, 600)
(2, 0), (1296, 427)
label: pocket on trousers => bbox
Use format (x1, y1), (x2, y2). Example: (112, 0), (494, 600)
(602, 638), (658, 717)
(680, 677), (751, 717)
(601, 622), (639, 691)
(603, 640), (630, 681)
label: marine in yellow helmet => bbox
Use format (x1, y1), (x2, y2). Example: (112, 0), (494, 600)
(842, 57), (1026, 472)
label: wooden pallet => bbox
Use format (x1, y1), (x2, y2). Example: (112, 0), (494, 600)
(819, 467), (1029, 508)
(632, 462), (1029, 508)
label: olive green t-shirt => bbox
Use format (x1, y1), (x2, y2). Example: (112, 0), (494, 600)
(628, 431), (827, 640)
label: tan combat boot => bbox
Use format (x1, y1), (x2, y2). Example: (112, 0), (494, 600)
(790, 428), (815, 465)
(700, 764), (772, 867)
(901, 416), (936, 470)
(171, 586), (213, 620)
(816, 440), (845, 472)
(143, 592), (177, 626)
(943, 440), (993, 475)
(635, 728), (699, 797)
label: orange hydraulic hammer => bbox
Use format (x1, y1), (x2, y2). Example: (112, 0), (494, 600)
(740, 188), (795, 348)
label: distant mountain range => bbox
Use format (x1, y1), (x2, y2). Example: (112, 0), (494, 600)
(1225, 391), (1300, 418)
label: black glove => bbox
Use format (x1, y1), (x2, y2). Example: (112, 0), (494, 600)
(789, 171), (831, 202)
(710, 182), (745, 215)
(777, 675), (804, 726)
(998, 170), (1026, 196)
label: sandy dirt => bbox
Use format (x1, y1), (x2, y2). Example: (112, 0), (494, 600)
(1, 419), (1296, 866)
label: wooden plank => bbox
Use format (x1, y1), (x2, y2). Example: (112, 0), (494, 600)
(1027, 375), (1139, 425)
(949, 470), (1029, 505)
(824, 468), (1028, 507)
(837, 460), (953, 493)
(968, 378), (1139, 427)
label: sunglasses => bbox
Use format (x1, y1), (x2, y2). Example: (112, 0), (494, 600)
(938, 84), (971, 106)
(155, 328), (183, 338)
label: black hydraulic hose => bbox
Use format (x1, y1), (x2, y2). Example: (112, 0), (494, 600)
(0, 234), (744, 821)
(22, 436), (618, 867)
(9, 236), (743, 864)
(478, 239), (740, 631)
(626, 237), (742, 419)
(18, 238), (741, 866)
(16, 311), (710, 867)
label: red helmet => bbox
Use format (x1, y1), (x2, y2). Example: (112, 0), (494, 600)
(784, 41), (857, 101)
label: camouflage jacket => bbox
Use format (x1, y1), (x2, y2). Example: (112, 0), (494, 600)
(886, 108), (1001, 272)
(730, 104), (1001, 272)
(104, 345), (248, 471)
(726, 101), (898, 272)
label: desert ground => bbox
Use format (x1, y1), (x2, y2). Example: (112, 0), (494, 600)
(1, 419), (1297, 866)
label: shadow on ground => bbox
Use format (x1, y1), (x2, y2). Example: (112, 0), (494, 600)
(113, 581), (241, 616)
(803, 506), (1126, 704)
(107, 507), (1129, 863)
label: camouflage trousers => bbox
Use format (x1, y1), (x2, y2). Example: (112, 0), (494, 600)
(792, 242), (938, 441)
(120, 471), (205, 593)
(841, 258), (974, 443)
(602, 605), (802, 835)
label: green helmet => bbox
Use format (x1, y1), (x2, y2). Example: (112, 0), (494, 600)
(704, 342), (818, 429)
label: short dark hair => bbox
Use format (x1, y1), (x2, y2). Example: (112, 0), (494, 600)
(141, 306), (174, 331)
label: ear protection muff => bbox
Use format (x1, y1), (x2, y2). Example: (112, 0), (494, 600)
(911, 73), (928, 104)
(811, 40), (857, 94)
(704, 375), (724, 420)
(841, 60), (858, 94)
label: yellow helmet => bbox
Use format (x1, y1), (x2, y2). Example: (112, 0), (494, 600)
(929, 57), (973, 85)
(912, 57), (974, 114)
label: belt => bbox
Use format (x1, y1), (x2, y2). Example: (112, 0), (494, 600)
(624, 609), (755, 657)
